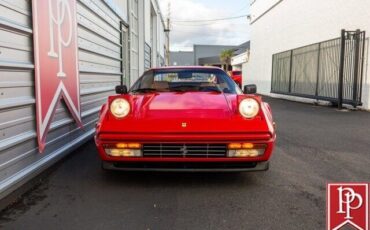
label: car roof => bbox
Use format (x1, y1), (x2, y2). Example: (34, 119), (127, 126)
(150, 66), (224, 71)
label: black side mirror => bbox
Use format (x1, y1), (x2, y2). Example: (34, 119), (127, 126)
(115, 85), (128, 94)
(243, 84), (257, 94)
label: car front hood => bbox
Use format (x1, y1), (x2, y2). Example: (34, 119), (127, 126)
(99, 92), (270, 134)
(132, 92), (233, 119)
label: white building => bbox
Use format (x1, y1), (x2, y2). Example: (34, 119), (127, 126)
(231, 41), (251, 74)
(130, 0), (169, 85)
(246, 0), (370, 109)
(231, 52), (249, 71)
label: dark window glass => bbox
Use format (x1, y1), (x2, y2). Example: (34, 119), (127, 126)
(130, 69), (242, 94)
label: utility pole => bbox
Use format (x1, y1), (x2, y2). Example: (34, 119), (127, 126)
(164, 3), (171, 66)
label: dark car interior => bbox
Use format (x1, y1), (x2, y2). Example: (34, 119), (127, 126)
(130, 69), (241, 94)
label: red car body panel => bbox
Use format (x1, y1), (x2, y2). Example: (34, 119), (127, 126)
(95, 66), (276, 171)
(231, 70), (242, 86)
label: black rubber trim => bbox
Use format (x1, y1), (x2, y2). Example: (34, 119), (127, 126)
(102, 161), (269, 172)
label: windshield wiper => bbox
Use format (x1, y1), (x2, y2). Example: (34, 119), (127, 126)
(131, 88), (157, 93)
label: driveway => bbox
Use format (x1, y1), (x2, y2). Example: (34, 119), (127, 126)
(1, 97), (369, 230)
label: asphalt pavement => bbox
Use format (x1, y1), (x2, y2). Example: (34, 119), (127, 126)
(1, 97), (369, 230)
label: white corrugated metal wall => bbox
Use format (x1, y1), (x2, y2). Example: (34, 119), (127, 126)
(0, 0), (125, 200)
(129, 0), (139, 85)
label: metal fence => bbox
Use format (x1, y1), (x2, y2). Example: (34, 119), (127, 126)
(271, 30), (366, 108)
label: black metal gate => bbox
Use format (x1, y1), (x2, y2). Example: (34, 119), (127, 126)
(271, 29), (366, 108)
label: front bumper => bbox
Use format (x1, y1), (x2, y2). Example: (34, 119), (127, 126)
(95, 132), (275, 172)
(102, 161), (269, 172)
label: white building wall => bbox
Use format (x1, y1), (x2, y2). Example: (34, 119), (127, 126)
(129, 0), (139, 85)
(144, 0), (151, 45)
(232, 52), (249, 71)
(105, 0), (128, 21)
(0, 0), (128, 203)
(151, 12), (158, 67)
(152, 0), (167, 66)
(0, 0), (168, 205)
(129, 0), (167, 81)
(242, 62), (250, 82)
(138, 0), (145, 75)
(248, 0), (370, 109)
(158, 20), (165, 63)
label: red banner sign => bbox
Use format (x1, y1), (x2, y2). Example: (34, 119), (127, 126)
(32, 0), (82, 152)
(327, 183), (369, 230)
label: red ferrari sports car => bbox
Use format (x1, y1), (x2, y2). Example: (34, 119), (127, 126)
(230, 70), (242, 87)
(95, 66), (276, 172)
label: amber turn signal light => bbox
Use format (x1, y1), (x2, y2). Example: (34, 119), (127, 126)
(228, 143), (242, 149)
(116, 143), (141, 149)
(228, 143), (254, 149)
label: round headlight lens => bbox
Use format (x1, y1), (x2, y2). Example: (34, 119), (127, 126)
(110, 98), (130, 118)
(239, 98), (260, 118)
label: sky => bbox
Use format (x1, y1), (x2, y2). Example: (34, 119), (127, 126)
(158, 0), (250, 51)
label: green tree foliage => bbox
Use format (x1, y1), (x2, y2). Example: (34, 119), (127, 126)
(220, 49), (234, 71)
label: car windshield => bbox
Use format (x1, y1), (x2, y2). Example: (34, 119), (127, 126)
(130, 69), (242, 94)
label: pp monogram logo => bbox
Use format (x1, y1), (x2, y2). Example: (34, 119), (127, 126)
(48, 0), (73, 77)
(327, 183), (369, 230)
(337, 187), (364, 220)
(32, 0), (82, 152)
